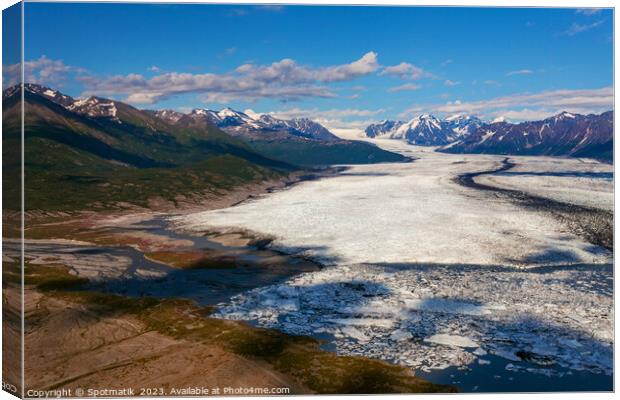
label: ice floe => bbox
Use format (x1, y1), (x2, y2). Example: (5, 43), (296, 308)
(214, 262), (613, 375)
(424, 334), (479, 348)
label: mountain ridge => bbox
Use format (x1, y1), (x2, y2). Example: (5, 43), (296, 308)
(2, 84), (409, 210)
(440, 110), (613, 161)
(3, 84), (296, 211)
(365, 111), (613, 161)
(365, 114), (483, 145)
(152, 106), (341, 142)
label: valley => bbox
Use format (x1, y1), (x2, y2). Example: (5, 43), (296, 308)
(2, 84), (614, 394)
(5, 138), (612, 393)
(173, 140), (613, 391)
(5, 208), (453, 394)
(3, 4), (613, 396)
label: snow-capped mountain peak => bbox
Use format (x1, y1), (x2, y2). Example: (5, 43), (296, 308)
(17, 83), (75, 107)
(152, 109), (185, 124)
(365, 109), (611, 161)
(440, 110), (612, 161)
(553, 111), (577, 121)
(490, 116), (509, 124)
(187, 107), (257, 128)
(444, 114), (483, 138)
(157, 106), (339, 141)
(365, 120), (404, 138)
(219, 107), (241, 117)
(191, 108), (208, 116)
(67, 96), (120, 122)
(444, 113), (466, 122)
(257, 114), (280, 125)
(366, 113), (481, 145)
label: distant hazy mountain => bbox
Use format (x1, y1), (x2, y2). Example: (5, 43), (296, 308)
(440, 111), (613, 161)
(268, 116), (339, 141)
(365, 114), (482, 145)
(443, 114), (484, 138)
(365, 120), (403, 138)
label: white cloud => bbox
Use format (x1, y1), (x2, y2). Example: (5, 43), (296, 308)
(380, 62), (428, 80)
(148, 66), (161, 73)
(266, 107), (385, 120)
(576, 8), (603, 16)
(198, 85), (336, 104)
(387, 83), (421, 93)
(235, 52), (379, 84)
(3, 56), (83, 89)
(398, 87), (613, 121)
(562, 20), (605, 36)
(235, 63), (253, 74)
(484, 80), (500, 86)
(80, 52), (380, 104)
(2, 62), (20, 88)
(506, 69), (533, 76)
(443, 79), (460, 86)
(258, 5), (285, 12)
(229, 8), (249, 17)
(491, 108), (560, 121)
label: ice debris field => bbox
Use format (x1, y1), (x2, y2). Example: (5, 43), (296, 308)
(173, 141), (613, 377)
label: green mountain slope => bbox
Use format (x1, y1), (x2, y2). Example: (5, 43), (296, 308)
(2, 88), (292, 211)
(3, 84), (411, 211)
(248, 139), (409, 167)
(157, 106), (410, 166)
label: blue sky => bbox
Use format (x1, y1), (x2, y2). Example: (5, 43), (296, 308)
(4, 3), (614, 134)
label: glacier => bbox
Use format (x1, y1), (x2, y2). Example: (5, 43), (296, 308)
(172, 140), (613, 376)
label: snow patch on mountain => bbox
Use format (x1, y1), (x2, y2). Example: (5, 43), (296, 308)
(68, 96), (120, 122)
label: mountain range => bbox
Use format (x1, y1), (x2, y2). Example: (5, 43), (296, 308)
(365, 111), (613, 161)
(365, 114), (483, 145)
(152, 107), (340, 142)
(2, 84), (406, 211)
(3, 83), (612, 212)
(441, 111), (613, 160)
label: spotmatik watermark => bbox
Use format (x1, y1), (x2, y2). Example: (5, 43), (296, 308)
(23, 386), (291, 398)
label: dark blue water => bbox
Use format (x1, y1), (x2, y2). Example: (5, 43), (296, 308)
(417, 354), (613, 392)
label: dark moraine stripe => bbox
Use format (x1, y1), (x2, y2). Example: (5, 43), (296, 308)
(455, 158), (613, 251)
